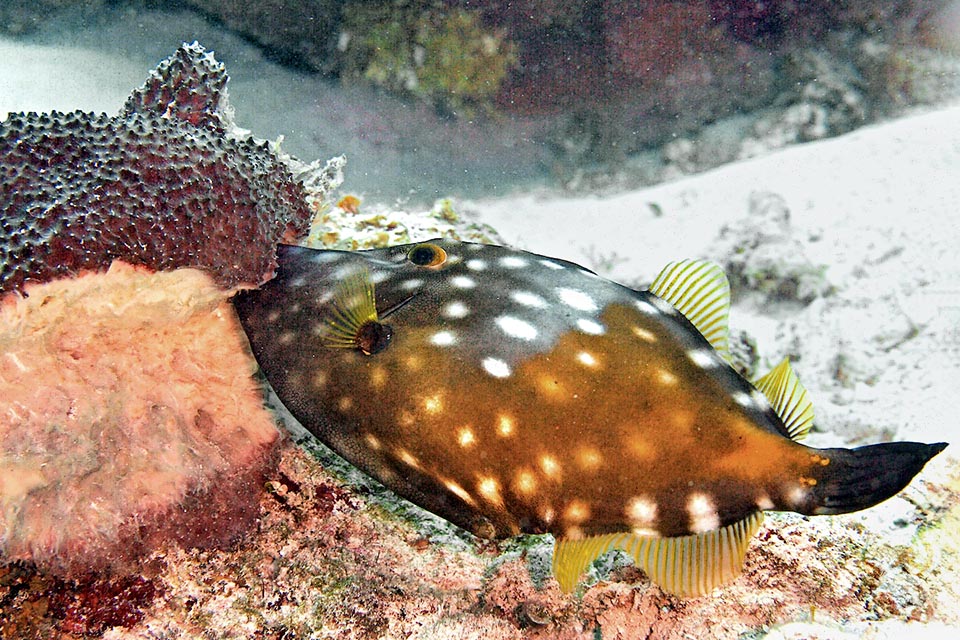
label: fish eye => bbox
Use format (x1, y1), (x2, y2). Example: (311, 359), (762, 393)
(407, 243), (447, 267)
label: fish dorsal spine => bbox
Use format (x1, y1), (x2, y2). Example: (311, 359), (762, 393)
(648, 259), (731, 361)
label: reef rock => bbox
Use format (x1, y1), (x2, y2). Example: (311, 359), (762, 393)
(0, 42), (314, 296)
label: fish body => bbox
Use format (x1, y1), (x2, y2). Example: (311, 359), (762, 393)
(233, 239), (945, 595)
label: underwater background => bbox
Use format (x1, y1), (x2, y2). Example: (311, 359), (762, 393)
(1, 1), (960, 638)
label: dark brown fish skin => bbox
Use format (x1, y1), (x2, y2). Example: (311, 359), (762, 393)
(233, 240), (946, 544)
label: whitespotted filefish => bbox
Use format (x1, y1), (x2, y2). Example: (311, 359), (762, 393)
(233, 239), (946, 596)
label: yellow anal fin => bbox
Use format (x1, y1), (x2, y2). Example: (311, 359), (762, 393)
(321, 268), (380, 349)
(553, 512), (763, 597)
(648, 259), (731, 361)
(753, 358), (814, 441)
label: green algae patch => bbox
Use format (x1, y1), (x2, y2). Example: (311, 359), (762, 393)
(339, 1), (515, 116)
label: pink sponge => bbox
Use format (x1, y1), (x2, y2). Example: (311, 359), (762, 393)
(0, 42), (313, 296)
(0, 263), (279, 575)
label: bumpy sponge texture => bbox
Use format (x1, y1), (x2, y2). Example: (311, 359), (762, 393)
(0, 42), (312, 295)
(0, 263), (280, 575)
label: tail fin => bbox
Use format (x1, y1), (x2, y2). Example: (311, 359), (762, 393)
(804, 441), (947, 515)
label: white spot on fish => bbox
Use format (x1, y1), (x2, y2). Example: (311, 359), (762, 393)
(364, 433), (381, 450)
(576, 318), (605, 335)
(430, 331), (457, 346)
(514, 469), (537, 494)
(482, 357), (511, 378)
(278, 331), (296, 345)
(499, 256), (528, 269)
(657, 369), (677, 386)
(466, 259), (487, 271)
(510, 290), (549, 308)
(625, 496), (658, 527)
(333, 264), (362, 280)
(557, 287), (598, 311)
(539, 259), (565, 270)
(496, 414), (515, 436)
(443, 301), (469, 318)
(787, 485), (809, 509)
(477, 476), (503, 505)
(632, 326), (657, 342)
(311, 252), (342, 264)
(732, 391), (755, 408)
(539, 454), (561, 478)
(266, 310), (281, 323)
(397, 448), (420, 469)
(313, 370), (328, 388)
(496, 315), (539, 340)
(563, 500), (591, 524)
(756, 494), (775, 510)
(450, 275), (477, 289)
(751, 389), (771, 409)
(576, 447), (602, 470)
(369, 366), (387, 390)
(445, 480), (475, 505)
(457, 427), (476, 448)
(290, 276), (307, 288)
(576, 351), (598, 368)
(635, 299), (659, 315)
(400, 278), (423, 291)
(650, 296), (676, 315)
(688, 349), (717, 368)
(423, 393), (444, 414)
(687, 493), (720, 533)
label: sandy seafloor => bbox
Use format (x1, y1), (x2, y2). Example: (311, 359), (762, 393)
(2, 7), (960, 639)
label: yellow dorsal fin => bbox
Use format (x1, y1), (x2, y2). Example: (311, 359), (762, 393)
(648, 259), (731, 360)
(753, 358), (814, 441)
(321, 268), (379, 349)
(553, 512), (763, 596)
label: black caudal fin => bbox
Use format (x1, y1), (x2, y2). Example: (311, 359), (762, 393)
(803, 442), (947, 516)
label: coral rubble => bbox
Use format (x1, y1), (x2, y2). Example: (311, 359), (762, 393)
(0, 42), (314, 296)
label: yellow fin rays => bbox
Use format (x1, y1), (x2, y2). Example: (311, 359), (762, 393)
(552, 512), (763, 596)
(320, 268), (380, 349)
(649, 259), (731, 360)
(753, 358), (814, 441)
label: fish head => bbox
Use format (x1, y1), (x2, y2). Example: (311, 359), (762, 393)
(244, 238), (625, 370)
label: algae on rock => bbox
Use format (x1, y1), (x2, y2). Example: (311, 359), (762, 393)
(338, 0), (515, 116)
